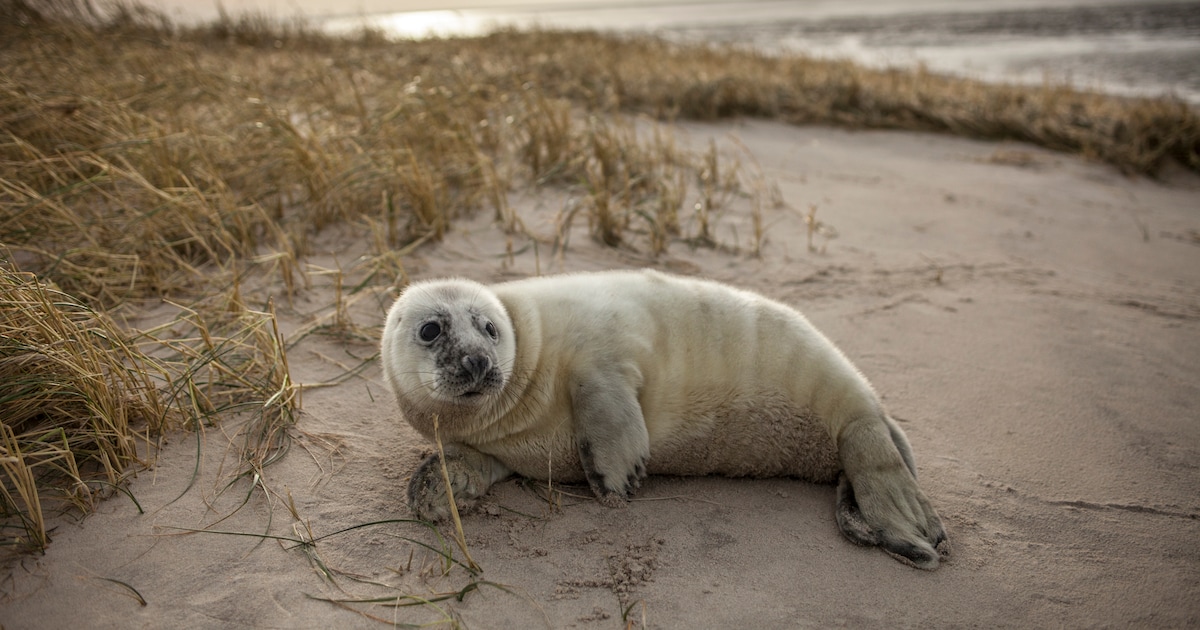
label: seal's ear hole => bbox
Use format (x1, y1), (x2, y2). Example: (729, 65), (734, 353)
(419, 322), (442, 342)
(484, 321), (498, 340)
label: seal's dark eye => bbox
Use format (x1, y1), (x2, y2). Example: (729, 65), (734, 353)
(418, 322), (441, 342)
(484, 321), (498, 339)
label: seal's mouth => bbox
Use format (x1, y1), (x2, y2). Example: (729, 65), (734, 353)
(459, 390), (484, 399)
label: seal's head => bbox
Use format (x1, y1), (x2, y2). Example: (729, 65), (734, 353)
(381, 279), (516, 429)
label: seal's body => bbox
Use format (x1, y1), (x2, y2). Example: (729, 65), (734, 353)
(382, 270), (948, 569)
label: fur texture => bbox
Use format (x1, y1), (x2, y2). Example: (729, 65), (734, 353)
(381, 269), (948, 569)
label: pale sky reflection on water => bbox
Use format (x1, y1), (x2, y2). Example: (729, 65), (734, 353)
(140, 0), (1200, 104)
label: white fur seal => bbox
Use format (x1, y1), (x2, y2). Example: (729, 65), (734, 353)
(381, 269), (949, 569)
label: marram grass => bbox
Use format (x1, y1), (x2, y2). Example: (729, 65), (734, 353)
(0, 266), (166, 549)
(4, 0), (1195, 306)
(0, 260), (303, 551)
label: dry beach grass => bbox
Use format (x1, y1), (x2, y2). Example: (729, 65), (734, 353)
(2, 0), (1199, 621)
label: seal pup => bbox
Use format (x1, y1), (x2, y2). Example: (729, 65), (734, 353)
(381, 269), (949, 569)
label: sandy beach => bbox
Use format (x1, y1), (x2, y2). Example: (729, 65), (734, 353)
(3, 117), (1198, 628)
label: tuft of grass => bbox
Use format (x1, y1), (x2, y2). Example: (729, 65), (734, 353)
(803, 204), (837, 254)
(0, 266), (170, 549)
(0, 255), (301, 551)
(133, 293), (300, 492)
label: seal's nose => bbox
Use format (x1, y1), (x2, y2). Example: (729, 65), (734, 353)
(462, 353), (491, 380)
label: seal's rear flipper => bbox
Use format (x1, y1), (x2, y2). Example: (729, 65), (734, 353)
(836, 472), (947, 570)
(835, 472), (879, 546)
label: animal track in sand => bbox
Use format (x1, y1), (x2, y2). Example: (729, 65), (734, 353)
(557, 538), (666, 608)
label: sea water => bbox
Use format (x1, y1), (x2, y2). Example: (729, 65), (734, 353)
(322, 0), (1200, 104)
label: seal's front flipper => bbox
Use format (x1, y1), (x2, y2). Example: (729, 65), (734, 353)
(407, 444), (511, 522)
(571, 372), (650, 507)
